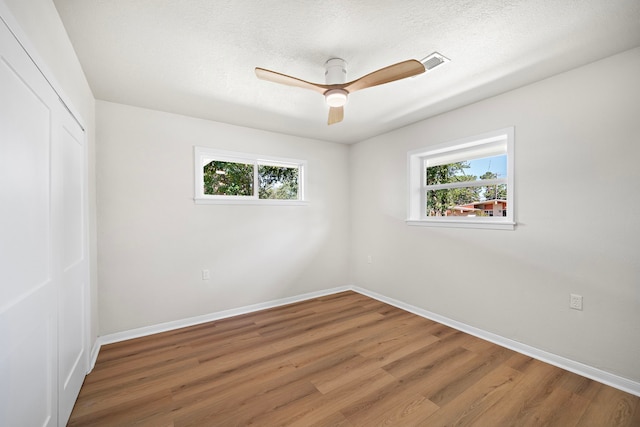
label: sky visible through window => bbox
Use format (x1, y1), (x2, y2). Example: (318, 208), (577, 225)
(466, 155), (507, 179)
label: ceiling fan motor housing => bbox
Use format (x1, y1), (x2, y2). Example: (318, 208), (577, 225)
(325, 58), (347, 84)
(324, 58), (348, 107)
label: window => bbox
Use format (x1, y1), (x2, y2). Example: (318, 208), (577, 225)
(194, 147), (306, 205)
(407, 127), (514, 230)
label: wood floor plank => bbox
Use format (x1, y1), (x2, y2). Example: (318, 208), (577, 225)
(285, 369), (398, 426)
(68, 291), (640, 426)
(382, 331), (477, 380)
(354, 317), (440, 357)
(420, 364), (523, 426)
(68, 389), (175, 426)
(518, 386), (590, 427)
(70, 358), (200, 418)
(338, 372), (441, 426)
(170, 356), (297, 404)
(267, 311), (386, 351)
(426, 345), (516, 407)
(307, 411), (354, 427)
(171, 347), (356, 422)
(285, 310), (427, 369)
(175, 377), (320, 427)
(577, 384), (640, 427)
(480, 358), (584, 426)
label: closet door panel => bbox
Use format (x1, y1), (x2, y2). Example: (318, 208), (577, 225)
(0, 285), (57, 427)
(56, 115), (87, 424)
(0, 18), (58, 427)
(0, 29), (52, 309)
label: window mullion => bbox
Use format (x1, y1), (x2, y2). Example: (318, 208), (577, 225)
(253, 161), (259, 199)
(425, 178), (507, 191)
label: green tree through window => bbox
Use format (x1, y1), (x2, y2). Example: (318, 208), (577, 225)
(258, 165), (299, 200)
(426, 161), (479, 216)
(203, 160), (253, 196)
(480, 171), (507, 200)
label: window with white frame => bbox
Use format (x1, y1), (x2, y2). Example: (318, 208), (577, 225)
(407, 127), (514, 230)
(194, 147), (306, 204)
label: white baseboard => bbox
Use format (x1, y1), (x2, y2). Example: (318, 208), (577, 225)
(352, 286), (640, 397)
(90, 284), (640, 397)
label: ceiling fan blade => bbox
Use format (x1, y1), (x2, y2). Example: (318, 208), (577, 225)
(328, 106), (344, 125)
(343, 59), (425, 93)
(255, 67), (328, 94)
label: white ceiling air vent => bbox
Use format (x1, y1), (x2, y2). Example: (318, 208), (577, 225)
(420, 52), (450, 72)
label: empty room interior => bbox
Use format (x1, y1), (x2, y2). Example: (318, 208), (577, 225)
(1, 0), (639, 425)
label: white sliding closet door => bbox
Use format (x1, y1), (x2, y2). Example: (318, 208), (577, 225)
(0, 17), (59, 427)
(0, 11), (88, 427)
(54, 96), (87, 424)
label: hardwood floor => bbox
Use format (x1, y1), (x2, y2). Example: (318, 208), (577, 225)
(69, 291), (640, 426)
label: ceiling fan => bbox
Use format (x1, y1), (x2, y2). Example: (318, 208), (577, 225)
(255, 58), (426, 125)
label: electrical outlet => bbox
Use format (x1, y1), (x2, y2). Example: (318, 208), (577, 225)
(570, 294), (583, 310)
(202, 269), (210, 280)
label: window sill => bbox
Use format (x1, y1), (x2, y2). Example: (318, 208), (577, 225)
(406, 219), (516, 230)
(195, 198), (308, 206)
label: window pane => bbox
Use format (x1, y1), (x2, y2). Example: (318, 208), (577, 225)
(426, 154), (507, 185)
(258, 164), (299, 200)
(203, 160), (253, 196)
(426, 186), (508, 217)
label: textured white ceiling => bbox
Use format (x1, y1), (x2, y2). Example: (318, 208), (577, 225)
(53, 0), (640, 143)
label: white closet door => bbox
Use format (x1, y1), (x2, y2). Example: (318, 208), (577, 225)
(0, 17), (60, 427)
(54, 104), (87, 425)
(0, 12), (88, 427)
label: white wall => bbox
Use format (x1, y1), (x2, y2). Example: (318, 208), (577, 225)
(0, 0), (98, 348)
(96, 101), (350, 335)
(350, 47), (640, 382)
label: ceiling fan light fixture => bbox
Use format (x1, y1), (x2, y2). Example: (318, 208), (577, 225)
(325, 89), (348, 107)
